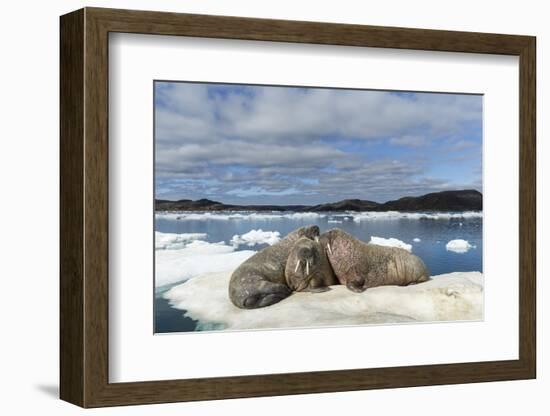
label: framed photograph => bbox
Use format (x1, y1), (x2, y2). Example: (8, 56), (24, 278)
(60, 7), (536, 408)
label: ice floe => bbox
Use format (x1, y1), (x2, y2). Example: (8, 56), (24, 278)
(155, 231), (208, 250)
(164, 271), (483, 331)
(230, 229), (281, 247)
(352, 211), (482, 222)
(413, 238), (421, 242)
(446, 239), (476, 253)
(155, 240), (255, 287)
(156, 210), (482, 223)
(369, 236), (412, 252)
(155, 211), (326, 221)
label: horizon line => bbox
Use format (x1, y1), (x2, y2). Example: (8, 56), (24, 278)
(155, 189), (482, 206)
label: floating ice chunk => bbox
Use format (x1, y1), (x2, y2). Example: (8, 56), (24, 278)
(327, 218), (343, 224)
(230, 229), (281, 247)
(156, 210), (482, 222)
(164, 271), (483, 331)
(285, 212), (325, 220)
(413, 238), (421, 243)
(155, 240), (254, 287)
(155, 231), (207, 250)
(352, 211), (482, 222)
(155, 211), (325, 221)
(446, 239), (476, 253)
(369, 236), (412, 252)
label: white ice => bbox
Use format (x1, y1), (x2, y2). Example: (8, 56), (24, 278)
(352, 211), (482, 222)
(164, 271), (483, 330)
(413, 238), (421, 242)
(155, 240), (255, 287)
(230, 229), (281, 247)
(155, 231), (208, 250)
(446, 239), (476, 253)
(156, 210), (481, 222)
(155, 211), (326, 221)
(369, 236), (412, 252)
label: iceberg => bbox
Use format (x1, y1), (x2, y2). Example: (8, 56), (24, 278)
(164, 271), (483, 331)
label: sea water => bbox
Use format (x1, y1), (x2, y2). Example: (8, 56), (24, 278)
(154, 211), (482, 333)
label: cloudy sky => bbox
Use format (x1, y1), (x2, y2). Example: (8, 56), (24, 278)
(154, 81), (482, 205)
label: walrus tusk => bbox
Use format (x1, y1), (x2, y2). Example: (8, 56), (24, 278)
(327, 243), (332, 255)
(306, 260), (309, 276)
(294, 260), (301, 273)
(315, 236), (319, 243)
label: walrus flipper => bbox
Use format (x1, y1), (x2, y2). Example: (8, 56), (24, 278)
(242, 282), (292, 309)
(230, 276), (292, 309)
(345, 281), (367, 293)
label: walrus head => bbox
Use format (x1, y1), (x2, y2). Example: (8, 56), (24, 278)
(292, 225), (320, 241)
(319, 229), (367, 292)
(285, 237), (327, 292)
(319, 228), (350, 257)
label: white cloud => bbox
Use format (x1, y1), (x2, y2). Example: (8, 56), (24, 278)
(389, 135), (428, 147)
(154, 82), (482, 203)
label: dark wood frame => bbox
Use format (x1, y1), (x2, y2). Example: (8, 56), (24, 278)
(60, 7), (536, 408)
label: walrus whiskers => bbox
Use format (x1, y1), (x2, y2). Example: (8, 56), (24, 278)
(284, 235), (338, 293)
(294, 260), (301, 273)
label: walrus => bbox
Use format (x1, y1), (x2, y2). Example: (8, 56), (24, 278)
(284, 237), (338, 293)
(229, 225), (320, 309)
(320, 229), (430, 293)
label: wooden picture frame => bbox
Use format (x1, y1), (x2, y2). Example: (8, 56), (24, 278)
(60, 7), (536, 408)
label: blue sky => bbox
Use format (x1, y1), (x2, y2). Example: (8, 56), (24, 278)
(155, 81), (482, 204)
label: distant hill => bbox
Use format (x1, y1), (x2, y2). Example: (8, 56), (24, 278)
(155, 189), (482, 212)
(308, 199), (380, 212)
(379, 190), (482, 211)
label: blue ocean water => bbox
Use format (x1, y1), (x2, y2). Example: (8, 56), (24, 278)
(154, 211), (482, 333)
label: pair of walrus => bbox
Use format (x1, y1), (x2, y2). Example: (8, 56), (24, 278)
(228, 226), (430, 309)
